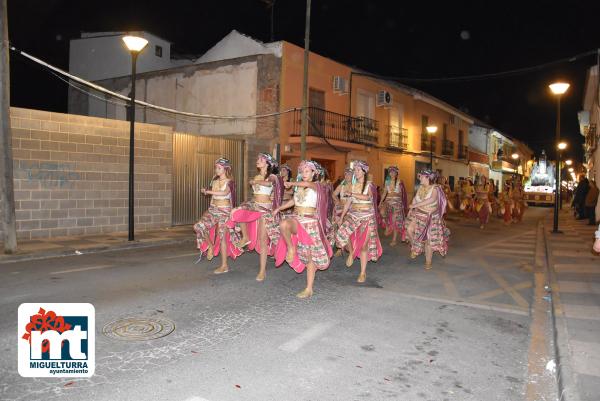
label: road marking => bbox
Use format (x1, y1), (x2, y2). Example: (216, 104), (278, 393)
(554, 264), (600, 274)
(557, 281), (599, 294)
(480, 258), (530, 309)
(470, 281), (532, 301)
(50, 265), (113, 275)
(436, 270), (460, 298)
(487, 248), (534, 255)
(552, 249), (596, 258)
(469, 230), (536, 252)
(562, 304), (600, 321)
(278, 322), (335, 353)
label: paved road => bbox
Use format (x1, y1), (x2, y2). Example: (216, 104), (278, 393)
(0, 208), (550, 401)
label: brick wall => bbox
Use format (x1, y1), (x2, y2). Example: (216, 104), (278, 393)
(1, 107), (172, 240)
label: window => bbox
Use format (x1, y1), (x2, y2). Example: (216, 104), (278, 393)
(450, 115), (456, 125)
(155, 45), (163, 57)
(356, 90), (375, 119)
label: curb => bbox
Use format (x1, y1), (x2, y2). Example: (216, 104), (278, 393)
(543, 217), (582, 401)
(0, 237), (195, 265)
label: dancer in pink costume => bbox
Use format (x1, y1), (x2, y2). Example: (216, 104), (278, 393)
(405, 169), (450, 270)
(274, 160), (333, 298)
(279, 164), (294, 218)
(228, 153), (283, 281)
(378, 166), (408, 246)
(193, 158), (242, 274)
(335, 160), (382, 283)
(474, 176), (492, 229)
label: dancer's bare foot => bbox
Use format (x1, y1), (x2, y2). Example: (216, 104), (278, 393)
(346, 252), (354, 268)
(296, 288), (313, 299)
(237, 237), (251, 248)
(213, 265), (229, 274)
(357, 272), (366, 283)
(334, 248), (342, 257)
(207, 246), (214, 261)
(410, 251), (417, 259)
(479, 224), (484, 229)
(256, 270), (266, 282)
(390, 241), (397, 246)
(424, 262), (432, 270)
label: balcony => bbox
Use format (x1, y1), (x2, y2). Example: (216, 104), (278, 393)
(442, 139), (454, 156)
(290, 107), (379, 146)
(458, 145), (468, 159)
(421, 135), (437, 153)
(387, 126), (408, 150)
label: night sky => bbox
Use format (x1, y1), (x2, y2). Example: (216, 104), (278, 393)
(7, 0), (600, 162)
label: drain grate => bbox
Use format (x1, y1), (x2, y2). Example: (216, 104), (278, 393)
(102, 317), (175, 341)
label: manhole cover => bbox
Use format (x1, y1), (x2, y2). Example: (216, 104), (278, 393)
(102, 317), (175, 341)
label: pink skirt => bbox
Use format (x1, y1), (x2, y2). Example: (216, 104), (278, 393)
(335, 208), (382, 262)
(227, 201), (279, 256)
(193, 205), (243, 259)
(275, 215), (332, 273)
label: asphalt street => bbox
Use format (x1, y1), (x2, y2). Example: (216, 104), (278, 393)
(0, 208), (550, 401)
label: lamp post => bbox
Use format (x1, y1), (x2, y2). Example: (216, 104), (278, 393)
(511, 152), (519, 183)
(557, 142), (567, 211)
(122, 35), (148, 241)
(426, 125), (438, 170)
(549, 82), (570, 234)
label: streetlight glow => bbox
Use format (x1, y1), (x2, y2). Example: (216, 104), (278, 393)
(568, 167), (574, 173)
(549, 82), (570, 95)
(565, 159), (572, 166)
(122, 35), (149, 52)
(426, 126), (438, 134)
(511, 153), (519, 159)
(557, 142), (567, 150)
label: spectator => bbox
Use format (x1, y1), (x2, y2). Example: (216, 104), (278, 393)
(585, 180), (599, 225)
(572, 175), (589, 220)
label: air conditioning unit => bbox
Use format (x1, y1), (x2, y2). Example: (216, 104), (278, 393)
(377, 90), (392, 107)
(332, 76), (348, 94)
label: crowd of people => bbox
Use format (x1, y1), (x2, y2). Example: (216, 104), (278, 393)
(191, 154), (530, 298)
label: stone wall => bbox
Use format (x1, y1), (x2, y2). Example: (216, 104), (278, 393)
(1, 107), (172, 240)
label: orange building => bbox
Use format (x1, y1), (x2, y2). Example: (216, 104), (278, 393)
(279, 41), (473, 196)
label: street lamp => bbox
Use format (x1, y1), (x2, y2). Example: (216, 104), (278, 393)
(122, 35), (149, 241)
(568, 167), (574, 173)
(556, 141), (567, 212)
(549, 81), (570, 234)
(426, 125), (438, 170)
(511, 153), (520, 183)
(565, 159), (573, 166)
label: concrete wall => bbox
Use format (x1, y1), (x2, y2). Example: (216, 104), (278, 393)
(469, 125), (489, 154)
(1, 107), (172, 241)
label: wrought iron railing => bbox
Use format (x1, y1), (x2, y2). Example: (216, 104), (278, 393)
(387, 126), (408, 150)
(442, 139), (454, 156)
(290, 107), (379, 146)
(421, 135), (437, 153)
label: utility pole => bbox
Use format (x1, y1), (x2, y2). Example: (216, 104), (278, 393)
(300, 0), (311, 160)
(0, 0), (17, 253)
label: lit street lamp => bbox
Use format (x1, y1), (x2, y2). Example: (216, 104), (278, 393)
(511, 153), (520, 182)
(557, 141), (567, 212)
(122, 35), (149, 241)
(426, 125), (438, 170)
(565, 159), (573, 166)
(549, 81), (570, 234)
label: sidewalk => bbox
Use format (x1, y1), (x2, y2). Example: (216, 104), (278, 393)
(545, 209), (600, 401)
(0, 225), (193, 264)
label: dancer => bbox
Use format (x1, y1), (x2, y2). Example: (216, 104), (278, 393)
(378, 166), (408, 245)
(498, 182), (513, 225)
(335, 160), (382, 283)
(474, 176), (492, 229)
(274, 160), (333, 298)
(511, 180), (526, 223)
(228, 153), (283, 281)
(280, 164), (294, 218)
(193, 158), (242, 274)
(332, 168), (353, 255)
(405, 170), (450, 269)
